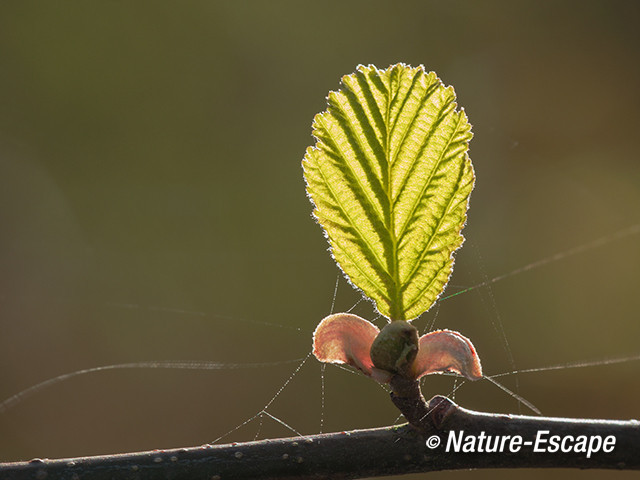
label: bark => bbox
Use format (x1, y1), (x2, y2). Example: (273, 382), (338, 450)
(1, 394), (638, 480)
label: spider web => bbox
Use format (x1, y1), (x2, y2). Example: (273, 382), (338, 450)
(0, 224), (638, 459)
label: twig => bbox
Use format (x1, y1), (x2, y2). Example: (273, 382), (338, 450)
(1, 394), (638, 480)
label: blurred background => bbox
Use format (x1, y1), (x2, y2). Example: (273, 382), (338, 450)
(0, 1), (639, 478)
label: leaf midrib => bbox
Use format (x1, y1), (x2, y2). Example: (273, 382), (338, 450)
(384, 71), (403, 320)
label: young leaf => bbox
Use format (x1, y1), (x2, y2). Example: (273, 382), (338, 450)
(303, 64), (474, 321)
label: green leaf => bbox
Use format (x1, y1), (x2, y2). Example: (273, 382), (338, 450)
(303, 64), (474, 321)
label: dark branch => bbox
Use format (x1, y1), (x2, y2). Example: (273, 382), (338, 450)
(1, 394), (639, 480)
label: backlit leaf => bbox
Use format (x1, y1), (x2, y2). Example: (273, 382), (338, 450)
(303, 64), (474, 321)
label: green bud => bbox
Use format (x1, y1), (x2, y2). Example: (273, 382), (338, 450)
(369, 321), (419, 376)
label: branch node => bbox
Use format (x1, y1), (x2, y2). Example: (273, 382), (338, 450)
(426, 394), (457, 428)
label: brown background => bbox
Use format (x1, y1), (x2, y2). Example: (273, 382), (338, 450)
(1, 2), (639, 479)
